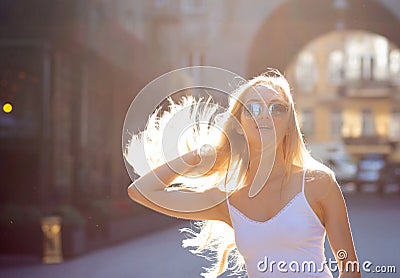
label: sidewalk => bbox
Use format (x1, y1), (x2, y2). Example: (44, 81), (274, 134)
(0, 221), (207, 278)
(0, 192), (399, 277)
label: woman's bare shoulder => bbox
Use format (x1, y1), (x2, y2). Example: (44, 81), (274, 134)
(304, 168), (341, 202)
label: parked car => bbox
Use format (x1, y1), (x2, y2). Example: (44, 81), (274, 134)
(325, 155), (358, 185)
(308, 143), (357, 185)
(355, 154), (386, 193)
(382, 162), (400, 193)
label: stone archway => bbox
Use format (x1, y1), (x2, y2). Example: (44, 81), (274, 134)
(247, 0), (400, 77)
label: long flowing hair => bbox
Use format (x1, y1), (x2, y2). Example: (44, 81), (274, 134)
(124, 69), (333, 277)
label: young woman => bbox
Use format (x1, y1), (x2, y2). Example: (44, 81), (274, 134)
(125, 69), (360, 277)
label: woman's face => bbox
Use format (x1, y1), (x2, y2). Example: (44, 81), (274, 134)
(238, 85), (290, 150)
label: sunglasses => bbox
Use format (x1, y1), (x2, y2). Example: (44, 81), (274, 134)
(242, 102), (289, 119)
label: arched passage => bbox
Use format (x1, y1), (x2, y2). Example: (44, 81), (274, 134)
(247, 0), (400, 77)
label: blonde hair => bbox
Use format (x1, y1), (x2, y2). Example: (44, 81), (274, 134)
(124, 69), (333, 277)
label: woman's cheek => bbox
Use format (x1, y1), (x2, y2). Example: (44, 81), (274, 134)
(274, 120), (289, 143)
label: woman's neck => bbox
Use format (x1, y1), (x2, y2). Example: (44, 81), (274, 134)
(268, 146), (286, 179)
(245, 145), (286, 187)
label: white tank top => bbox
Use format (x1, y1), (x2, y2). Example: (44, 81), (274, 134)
(227, 170), (333, 277)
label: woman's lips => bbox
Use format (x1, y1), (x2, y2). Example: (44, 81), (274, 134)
(257, 125), (272, 130)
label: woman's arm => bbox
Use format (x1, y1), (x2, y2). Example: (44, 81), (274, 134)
(127, 148), (228, 222)
(316, 173), (360, 278)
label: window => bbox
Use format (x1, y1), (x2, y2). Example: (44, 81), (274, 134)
(327, 50), (344, 85)
(300, 109), (314, 137)
(389, 109), (400, 141)
(372, 36), (388, 80)
(295, 51), (318, 93)
(361, 55), (373, 80)
(331, 109), (343, 138)
(389, 49), (400, 84)
(361, 109), (375, 137)
(344, 34), (391, 82)
(344, 37), (363, 81)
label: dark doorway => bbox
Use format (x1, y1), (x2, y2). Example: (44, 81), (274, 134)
(0, 43), (50, 205)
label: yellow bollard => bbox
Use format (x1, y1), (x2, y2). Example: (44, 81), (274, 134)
(41, 216), (63, 264)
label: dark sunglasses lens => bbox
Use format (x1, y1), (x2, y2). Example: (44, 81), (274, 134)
(244, 103), (288, 118)
(246, 103), (262, 118)
(270, 103), (288, 115)
(251, 104), (262, 117)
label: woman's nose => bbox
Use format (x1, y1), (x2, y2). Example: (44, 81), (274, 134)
(260, 108), (270, 119)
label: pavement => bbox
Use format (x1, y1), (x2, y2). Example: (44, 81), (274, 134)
(0, 192), (399, 278)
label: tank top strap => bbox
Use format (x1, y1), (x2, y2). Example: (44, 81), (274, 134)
(225, 189), (231, 206)
(301, 169), (307, 194)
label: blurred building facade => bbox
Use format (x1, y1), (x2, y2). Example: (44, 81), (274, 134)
(140, 0), (400, 163)
(0, 0), (159, 256)
(0, 0), (399, 255)
(0, 0), (149, 207)
(286, 30), (400, 161)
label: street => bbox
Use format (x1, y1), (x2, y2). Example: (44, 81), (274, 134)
(0, 192), (399, 278)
